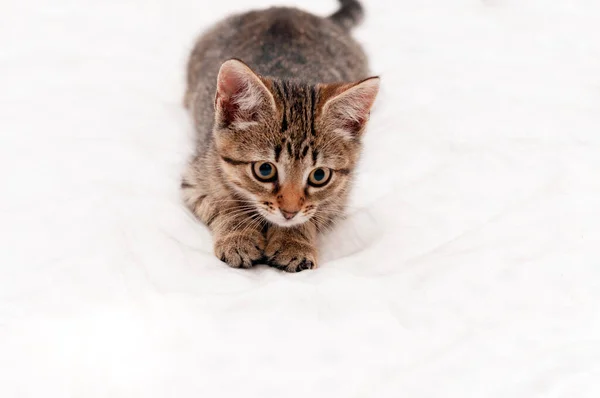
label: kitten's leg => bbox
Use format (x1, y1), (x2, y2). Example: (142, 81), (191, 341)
(210, 208), (266, 269)
(181, 178), (218, 227)
(183, 184), (266, 269)
(265, 223), (318, 273)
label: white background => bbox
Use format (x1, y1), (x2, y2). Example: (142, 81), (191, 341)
(1, 0), (599, 396)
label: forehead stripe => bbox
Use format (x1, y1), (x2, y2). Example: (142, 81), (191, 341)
(274, 82), (288, 132)
(274, 144), (282, 162)
(301, 145), (309, 159)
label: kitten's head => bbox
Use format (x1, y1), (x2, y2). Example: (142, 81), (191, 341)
(213, 59), (379, 228)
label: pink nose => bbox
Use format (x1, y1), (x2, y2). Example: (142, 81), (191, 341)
(280, 209), (299, 220)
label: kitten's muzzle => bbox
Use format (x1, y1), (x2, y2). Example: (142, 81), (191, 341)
(280, 209), (299, 220)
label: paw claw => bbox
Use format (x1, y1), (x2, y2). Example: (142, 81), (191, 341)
(298, 260), (313, 271)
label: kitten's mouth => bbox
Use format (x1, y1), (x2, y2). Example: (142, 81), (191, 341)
(256, 207), (312, 228)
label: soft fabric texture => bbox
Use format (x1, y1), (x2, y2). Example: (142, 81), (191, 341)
(1, 0), (599, 397)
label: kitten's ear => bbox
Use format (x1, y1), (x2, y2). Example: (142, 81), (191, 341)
(215, 59), (276, 129)
(319, 77), (380, 139)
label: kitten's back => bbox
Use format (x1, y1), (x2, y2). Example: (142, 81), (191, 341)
(226, 7), (367, 81)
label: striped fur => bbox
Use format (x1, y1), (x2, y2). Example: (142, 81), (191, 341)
(182, 1), (378, 272)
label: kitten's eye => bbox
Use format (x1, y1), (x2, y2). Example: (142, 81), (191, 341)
(308, 168), (332, 187)
(252, 162), (277, 182)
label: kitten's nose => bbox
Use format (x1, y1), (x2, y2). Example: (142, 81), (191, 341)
(280, 209), (299, 220)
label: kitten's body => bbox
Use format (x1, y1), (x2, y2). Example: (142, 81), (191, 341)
(182, 1), (379, 272)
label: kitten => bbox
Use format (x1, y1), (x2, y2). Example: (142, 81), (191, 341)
(182, 0), (379, 272)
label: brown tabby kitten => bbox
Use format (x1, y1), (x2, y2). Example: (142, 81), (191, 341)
(182, 0), (379, 272)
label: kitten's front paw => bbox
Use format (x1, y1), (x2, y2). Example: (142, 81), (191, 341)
(214, 231), (265, 269)
(265, 238), (318, 273)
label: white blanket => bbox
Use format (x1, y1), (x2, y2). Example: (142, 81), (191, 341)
(1, 0), (599, 396)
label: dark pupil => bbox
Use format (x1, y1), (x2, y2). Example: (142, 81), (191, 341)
(259, 163), (272, 177)
(313, 169), (325, 181)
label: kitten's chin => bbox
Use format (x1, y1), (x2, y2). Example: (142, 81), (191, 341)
(258, 209), (309, 228)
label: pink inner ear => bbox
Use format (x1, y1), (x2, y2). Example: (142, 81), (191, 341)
(215, 60), (276, 128)
(324, 78), (380, 137)
(217, 63), (246, 101)
(215, 93), (239, 128)
(215, 71), (240, 126)
(215, 61), (255, 127)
